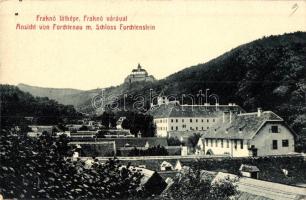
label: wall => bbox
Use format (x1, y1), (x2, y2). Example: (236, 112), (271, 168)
(155, 117), (219, 137)
(252, 123), (295, 156)
(200, 138), (250, 157)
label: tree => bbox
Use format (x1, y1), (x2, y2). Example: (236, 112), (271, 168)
(79, 125), (88, 131)
(187, 133), (202, 153)
(0, 128), (147, 199)
(128, 145), (168, 156)
(167, 137), (181, 146)
(121, 118), (131, 129)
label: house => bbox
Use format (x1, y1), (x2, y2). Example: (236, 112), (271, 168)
(70, 131), (98, 138)
(124, 63), (155, 84)
(148, 97), (244, 137)
(27, 125), (54, 137)
(239, 164), (260, 179)
(160, 161), (174, 171)
(128, 166), (167, 195)
(196, 108), (296, 157)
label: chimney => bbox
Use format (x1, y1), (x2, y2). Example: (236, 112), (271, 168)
(257, 108), (262, 117)
(223, 111), (231, 123)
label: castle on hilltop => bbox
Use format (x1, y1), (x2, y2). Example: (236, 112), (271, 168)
(124, 63), (155, 84)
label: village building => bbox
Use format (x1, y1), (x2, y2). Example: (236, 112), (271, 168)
(69, 137), (169, 156)
(239, 164), (260, 179)
(196, 108), (296, 157)
(27, 125), (54, 137)
(148, 97), (244, 137)
(124, 63), (155, 84)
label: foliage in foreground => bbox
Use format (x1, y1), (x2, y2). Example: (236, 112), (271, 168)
(161, 167), (239, 200)
(0, 129), (145, 199)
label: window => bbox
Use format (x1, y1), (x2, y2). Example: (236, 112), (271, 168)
(202, 127), (204, 130)
(182, 119), (184, 122)
(196, 119), (198, 122)
(206, 139), (208, 146)
(171, 119), (173, 123)
(196, 127), (198, 130)
(271, 126), (279, 133)
(190, 127), (192, 130)
(221, 139), (224, 148)
(190, 119), (192, 122)
(272, 140), (278, 149)
(226, 140), (229, 148)
(234, 140), (237, 149)
(207, 119), (209, 122)
(213, 119), (215, 122)
(171, 126), (173, 130)
(240, 140), (243, 149)
(201, 119), (204, 122)
(282, 140), (289, 147)
(215, 139), (218, 147)
(239, 128), (242, 132)
(207, 127), (209, 129)
(176, 126), (178, 131)
(176, 119), (178, 123)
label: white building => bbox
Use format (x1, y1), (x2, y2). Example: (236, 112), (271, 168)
(196, 108), (296, 157)
(148, 97), (244, 137)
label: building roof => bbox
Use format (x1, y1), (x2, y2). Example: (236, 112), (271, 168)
(213, 172), (306, 200)
(131, 63), (147, 73)
(71, 137), (168, 148)
(239, 164), (260, 172)
(148, 104), (245, 118)
(200, 111), (285, 140)
(68, 141), (115, 157)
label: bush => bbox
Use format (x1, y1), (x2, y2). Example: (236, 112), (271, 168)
(129, 145), (169, 156)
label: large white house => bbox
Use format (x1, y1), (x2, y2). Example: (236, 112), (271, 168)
(196, 108), (296, 157)
(148, 98), (244, 137)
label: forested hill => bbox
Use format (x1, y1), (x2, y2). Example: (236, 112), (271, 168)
(17, 32), (306, 134)
(0, 85), (82, 127)
(161, 32), (306, 132)
(17, 83), (96, 107)
(109, 31), (306, 134)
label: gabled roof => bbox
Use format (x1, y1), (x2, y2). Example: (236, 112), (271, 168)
(201, 111), (285, 140)
(239, 164), (260, 172)
(148, 104), (245, 118)
(213, 172), (306, 200)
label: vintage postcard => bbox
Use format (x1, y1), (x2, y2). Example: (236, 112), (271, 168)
(0, 0), (306, 199)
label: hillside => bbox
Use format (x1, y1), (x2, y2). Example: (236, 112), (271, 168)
(17, 83), (94, 107)
(0, 85), (82, 126)
(109, 31), (306, 135)
(18, 32), (306, 134)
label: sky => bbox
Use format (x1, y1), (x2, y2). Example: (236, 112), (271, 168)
(0, 0), (306, 90)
